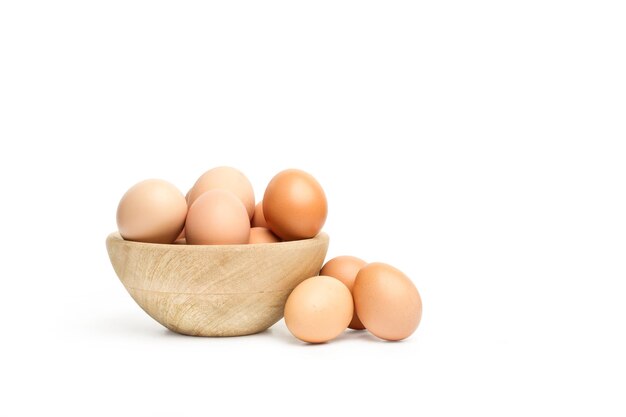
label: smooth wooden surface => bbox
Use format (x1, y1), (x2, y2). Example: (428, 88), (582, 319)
(106, 232), (329, 336)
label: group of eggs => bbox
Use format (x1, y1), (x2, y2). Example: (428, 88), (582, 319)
(115, 166), (422, 343)
(116, 166), (327, 245)
(286, 257), (422, 343)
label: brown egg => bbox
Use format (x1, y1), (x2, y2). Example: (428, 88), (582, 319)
(284, 276), (353, 344)
(263, 169), (327, 240)
(248, 227), (279, 244)
(320, 256), (367, 330)
(116, 179), (187, 244)
(353, 263), (422, 341)
(251, 201), (268, 228)
(185, 189), (250, 245)
(188, 167), (255, 219)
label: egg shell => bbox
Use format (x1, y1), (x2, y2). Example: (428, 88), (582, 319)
(320, 256), (367, 330)
(188, 166), (255, 219)
(248, 227), (280, 244)
(353, 262), (422, 341)
(284, 275), (353, 344)
(263, 169), (327, 240)
(116, 179), (187, 244)
(185, 189), (250, 245)
(251, 201), (268, 228)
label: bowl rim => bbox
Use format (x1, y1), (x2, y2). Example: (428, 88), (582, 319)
(106, 231), (329, 252)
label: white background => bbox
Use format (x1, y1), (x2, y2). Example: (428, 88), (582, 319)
(1, 1), (625, 416)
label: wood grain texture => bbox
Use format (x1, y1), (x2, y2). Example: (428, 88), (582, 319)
(106, 232), (329, 336)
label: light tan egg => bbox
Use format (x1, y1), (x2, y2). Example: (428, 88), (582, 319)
(116, 179), (187, 244)
(263, 169), (327, 240)
(248, 227), (279, 244)
(185, 189), (250, 245)
(188, 167), (255, 219)
(320, 256), (367, 330)
(284, 276), (353, 344)
(353, 263), (422, 341)
(251, 201), (268, 228)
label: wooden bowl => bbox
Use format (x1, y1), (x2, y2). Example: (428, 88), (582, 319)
(106, 232), (329, 336)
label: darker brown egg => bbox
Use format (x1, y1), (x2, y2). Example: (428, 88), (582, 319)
(263, 169), (327, 241)
(248, 227), (280, 244)
(353, 263), (422, 341)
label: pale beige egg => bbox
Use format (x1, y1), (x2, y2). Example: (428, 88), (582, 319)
(116, 179), (187, 244)
(188, 166), (255, 219)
